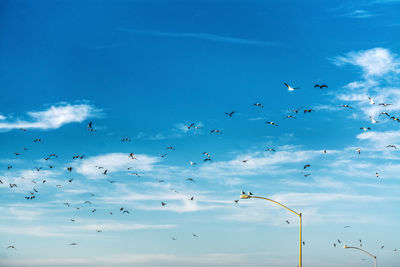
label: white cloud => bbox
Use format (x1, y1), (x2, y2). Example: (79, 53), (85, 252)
(0, 103), (100, 131)
(0, 114), (5, 120)
(74, 153), (160, 178)
(333, 47), (399, 77)
(196, 149), (324, 178)
(357, 130), (400, 147)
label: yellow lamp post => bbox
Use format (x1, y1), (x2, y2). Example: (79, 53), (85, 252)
(343, 245), (377, 267)
(240, 194), (302, 267)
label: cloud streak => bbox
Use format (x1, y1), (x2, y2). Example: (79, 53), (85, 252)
(118, 28), (278, 47)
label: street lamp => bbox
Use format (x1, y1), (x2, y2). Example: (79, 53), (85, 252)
(343, 245), (377, 267)
(240, 193), (303, 267)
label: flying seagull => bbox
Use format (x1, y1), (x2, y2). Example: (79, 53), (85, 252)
(265, 121), (278, 126)
(284, 82), (299, 91)
(225, 111), (235, 117)
(314, 84), (328, 89)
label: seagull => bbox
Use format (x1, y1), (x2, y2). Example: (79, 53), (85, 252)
(171, 237), (176, 240)
(33, 139), (42, 142)
(92, 209), (96, 213)
(166, 146), (176, 150)
(189, 161), (197, 166)
(159, 153), (167, 158)
(84, 201), (92, 205)
(241, 160), (248, 163)
(186, 178), (195, 182)
(379, 103), (392, 107)
(368, 97), (375, 105)
(225, 111), (235, 117)
(68, 179), (73, 183)
(265, 148), (276, 152)
(340, 105), (353, 109)
(391, 116), (400, 122)
(69, 243), (78, 246)
(286, 220), (290, 224)
(304, 109), (314, 113)
(333, 243), (336, 247)
(344, 226), (351, 228)
(192, 233), (198, 237)
(64, 203), (70, 207)
(379, 112), (390, 117)
(303, 173), (311, 177)
(128, 153), (137, 159)
(360, 127), (371, 131)
(381, 245), (384, 249)
(70, 219), (75, 222)
(210, 129), (222, 134)
(284, 115), (296, 119)
(188, 197), (194, 200)
(265, 121), (278, 126)
(337, 239), (341, 243)
(103, 169), (108, 175)
(123, 210), (130, 214)
(234, 200), (239, 203)
(6, 245), (16, 250)
(121, 138), (131, 142)
(203, 152), (211, 158)
(67, 167), (73, 172)
(356, 148), (361, 154)
(204, 158), (212, 162)
(303, 164), (311, 169)
(314, 84), (328, 89)
(284, 82), (299, 91)
(253, 103), (264, 108)
(161, 202), (167, 206)
(369, 116), (378, 124)
(96, 229), (102, 232)
(376, 172), (379, 178)
(387, 145), (397, 149)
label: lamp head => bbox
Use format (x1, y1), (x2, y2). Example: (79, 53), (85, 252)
(240, 194), (252, 199)
(343, 245), (348, 249)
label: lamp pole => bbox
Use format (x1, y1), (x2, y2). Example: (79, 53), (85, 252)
(240, 194), (302, 267)
(343, 245), (377, 267)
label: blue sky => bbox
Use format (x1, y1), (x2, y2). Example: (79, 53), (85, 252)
(1, 0), (400, 266)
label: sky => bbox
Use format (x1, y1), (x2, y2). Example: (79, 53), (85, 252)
(1, 0), (400, 266)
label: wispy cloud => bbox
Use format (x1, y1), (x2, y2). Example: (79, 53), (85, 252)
(118, 28), (278, 47)
(332, 48), (400, 119)
(342, 9), (377, 18)
(0, 103), (100, 131)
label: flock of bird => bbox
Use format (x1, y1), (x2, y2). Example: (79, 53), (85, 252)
(2, 82), (399, 261)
